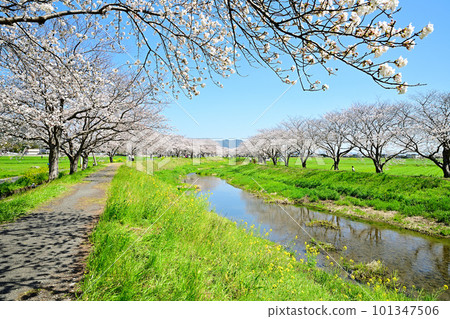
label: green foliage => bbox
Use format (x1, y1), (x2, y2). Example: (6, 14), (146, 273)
(0, 155), (113, 178)
(0, 165), (103, 223)
(183, 161), (450, 225)
(0, 167), (49, 197)
(287, 157), (442, 177)
(80, 166), (414, 301)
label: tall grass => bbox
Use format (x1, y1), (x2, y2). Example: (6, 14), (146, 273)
(0, 165), (104, 223)
(80, 166), (417, 301)
(188, 162), (450, 225)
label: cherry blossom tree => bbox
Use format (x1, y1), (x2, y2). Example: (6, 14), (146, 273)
(314, 111), (353, 170)
(254, 129), (283, 165)
(397, 92), (450, 178)
(0, 25), (102, 180)
(0, 0), (434, 95)
(264, 128), (297, 167)
(100, 138), (127, 163)
(60, 70), (167, 173)
(237, 136), (268, 164)
(0, 21), (167, 179)
(344, 102), (405, 173)
(279, 117), (317, 168)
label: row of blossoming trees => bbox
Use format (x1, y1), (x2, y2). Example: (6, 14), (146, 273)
(0, 21), (168, 180)
(236, 92), (450, 177)
(0, 1), (436, 180)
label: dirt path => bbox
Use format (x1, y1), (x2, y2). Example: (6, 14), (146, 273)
(0, 164), (120, 300)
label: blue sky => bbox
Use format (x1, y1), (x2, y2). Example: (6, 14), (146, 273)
(163, 0), (450, 139)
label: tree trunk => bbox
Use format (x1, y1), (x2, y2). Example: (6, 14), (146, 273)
(81, 153), (88, 170)
(284, 155), (290, 167)
(69, 155), (79, 174)
(443, 148), (450, 178)
(271, 157), (277, 166)
(333, 157), (340, 170)
(48, 144), (60, 181)
(92, 153), (97, 166)
(302, 160), (307, 168)
(48, 127), (62, 181)
(109, 155), (114, 163)
(372, 158), (383, 173)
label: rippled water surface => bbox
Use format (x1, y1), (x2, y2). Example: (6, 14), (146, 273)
(184, 174), (450, 300)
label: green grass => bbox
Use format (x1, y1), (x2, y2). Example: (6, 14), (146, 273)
(0, 156), (71, 178)
(80, 165), (423, 301)
(287, 157), (442, 177)
(0, 166), (52, 197)
(0, 155), (124, 178)
(127, 156), (443, 177)
(189, 161), (450, 225)
(0, 165), (105, 223)
(123, 157), (450, 239)
(134, 157), (450, 225)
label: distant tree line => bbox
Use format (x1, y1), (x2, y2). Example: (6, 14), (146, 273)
(237, 91), (450, 177)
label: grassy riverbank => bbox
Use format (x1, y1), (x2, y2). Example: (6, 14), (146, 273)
(80, 165), (425, 301)
(0, 165), (104, 223)
(286, 157), (442, 177)
(139, 157), (450, 237)
(201, 163), (450, 236)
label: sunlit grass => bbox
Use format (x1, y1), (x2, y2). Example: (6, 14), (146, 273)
(287, 157), (442, 177)
(0, 165), (104, 223)
(140, 157), (449, 224)
(0, 155), (124, 178)
(80, 166), (420, 301)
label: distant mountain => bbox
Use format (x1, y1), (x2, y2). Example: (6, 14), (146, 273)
(216, 139), (243, 148)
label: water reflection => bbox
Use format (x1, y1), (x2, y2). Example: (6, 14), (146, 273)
(185, 174), (450, 300)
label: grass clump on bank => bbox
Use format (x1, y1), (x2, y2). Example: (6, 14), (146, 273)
(0, 167), (50, 198)
(80, 166), (415, 301)
(0, 165), (104, 224)
(306, 219), (340, 230)
(308, 239), (338, 252)
(127, 157), (450, 236)
(192, 162), (450, 226)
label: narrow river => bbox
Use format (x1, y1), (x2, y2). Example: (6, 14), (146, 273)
(184, 174), (450, 300)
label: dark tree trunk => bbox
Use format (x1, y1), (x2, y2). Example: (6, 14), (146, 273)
(284, 155), (290, 167)
(443, 148), (450, 178)
(333, 157), (340, 170)
(69, 155), (79, 174)
(109, 155), (114, 163)
(48, 127), (62, 181)
(271, 157), (277, 166)
(372, 158), (383, 173)
(302, 160), (307, 168)
(81, 153), (88, 170)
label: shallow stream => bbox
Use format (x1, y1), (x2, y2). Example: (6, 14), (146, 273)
(184, 174), (450, 300)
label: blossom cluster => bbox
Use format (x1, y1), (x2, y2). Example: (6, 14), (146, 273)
(0, 0), (434, 95)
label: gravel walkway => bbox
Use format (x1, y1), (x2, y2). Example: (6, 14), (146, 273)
(0, 164), (119, 300)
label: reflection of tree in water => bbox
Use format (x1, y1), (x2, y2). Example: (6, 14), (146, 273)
(238, 187), (449, 299)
